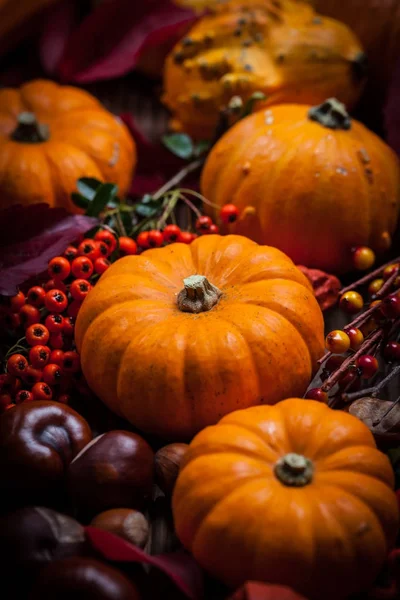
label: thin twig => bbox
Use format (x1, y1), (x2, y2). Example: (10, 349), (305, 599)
(115, 210), (127, 237)
(341, 257), (400, 294)
(152, 158), (204, 201)
(342, 364), (400, 402)
(178, 193), (202, 218)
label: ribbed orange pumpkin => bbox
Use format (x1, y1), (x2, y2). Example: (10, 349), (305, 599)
(201, 98), (400, 273)
(173, 398), (399, 599)
(163, 0), (366, 139)
(75, 235), (324, 440)
(0, 80), (136, 212)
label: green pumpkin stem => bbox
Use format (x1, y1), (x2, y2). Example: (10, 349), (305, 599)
(11, 112), (50, 143)
(274, 453), (314, 487)
(177, 275), (222, 313)
(308, 98), (351, 130)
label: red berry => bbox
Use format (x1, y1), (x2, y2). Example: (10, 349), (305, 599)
(356, 355), (379, 379)
(380, 292), (400, 319)
(26, 324), (50, 347)
(178, 231), (193, 244)
(94, 257), (110, 274)
(44, 289), (68, 313)
(163, 225), (181, 243)
(383, 263), (399, 281)
(63, 245), (78, 261)
(0, 373), (16, 394)
(304, 388), (328, 402)
(1, 308), (20, 330)
(0, 394), (12, 411)
(324, 355), (346, 374)
(42, 364), (63, 385)
(220, 204), (239, 224)
(31, 382), (53, 400)
(71, 256), (94, 279)
(94, 230), (117, 254)
(136, 231), (150, 249)
(44, 279), (67, 292)
(195, 216), (212, 232)
(63, 317), (74, 337)
(147, 231), (163, 249)
(15, 390), (34, 404)
(10, 290), (25, 312)
(67, 300), (82, 319)
(344, 327), (364, 351)
(19, 304), (40, 328)
(48, 256), (71, 281)
(49, 349), (64, 366)
(62, 351), (80, 373)
(58, 394), (71, 404)
(352, 246), (376, 271)
(95, 240), (109, 258)
(208, 224), (219, 234)
(49, 332), (64, 349)
(325, 330), (350, 354)
(6, 353), (28, 377)
(45, 313), (64, 333)
(22, 366), (43, 385)
(78, 239), (100, 262)
(29, 345), (50, 369)
(26, 286), (46, 308)
(339, 291), (364, 314)
(70, 279), (92, 301)
(383, 341), (400, 363)
(338, 369), (361, 392)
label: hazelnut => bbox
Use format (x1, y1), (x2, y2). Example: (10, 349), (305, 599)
(90, 508), (149, 549)
(154, 443), (189, 496)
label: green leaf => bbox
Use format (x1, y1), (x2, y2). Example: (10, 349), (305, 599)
(71, 193), (90, 209)
(135, 203), (159, 218)
(162, 133), (194, 159)
(120, 210), (134, 235)
(141, 194), (153, 204)
(77, 177), (103, 201)
(86, 183), (118, 217)
(193, 140), (211, 157)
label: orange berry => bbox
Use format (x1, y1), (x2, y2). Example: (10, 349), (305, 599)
(339, 291), (364, 314)
(368, 279), (384, 297)
(352, 246), (375, 271)
(344, 327), (364, 351)
(325, 330), (350, 354)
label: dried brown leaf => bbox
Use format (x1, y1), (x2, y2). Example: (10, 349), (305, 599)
(349, 397), (400, 442)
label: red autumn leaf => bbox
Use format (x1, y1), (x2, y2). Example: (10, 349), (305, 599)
(85, 526), (204, 600)
(52, 0), (198, 83)
(297, 266), (341, 311)
(0, 204), (98, 296)
(229, 581), (309, 600)
(385, 56), (400, 156)
(39, 0), (80, 75)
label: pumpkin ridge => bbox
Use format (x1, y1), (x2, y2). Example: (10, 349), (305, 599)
(222, 405), (291, 453)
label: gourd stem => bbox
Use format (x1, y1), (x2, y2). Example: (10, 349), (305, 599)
(11, 112), (50, 143)
(274, 453), (314, 487)
(308, 98), (351, 130)
(177, 275), (222, 313)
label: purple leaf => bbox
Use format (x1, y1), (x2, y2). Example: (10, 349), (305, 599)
(0, 204), (98, 296)
(56, 0), (197, 83)
(39, 0), (79, 75)
(385, 56), (400, 156)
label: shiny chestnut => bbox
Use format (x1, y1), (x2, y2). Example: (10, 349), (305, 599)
(68, 431), (154, 518)
(0, 401), (92, 503)
(29, 557), (141, 600)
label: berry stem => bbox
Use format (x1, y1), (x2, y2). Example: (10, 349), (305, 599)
(322, 329), (383, 394)
(178, 192), (202, 219)
(152, 158), (204, 201)
(341, 257), (400, 293)
(342, 364), (400, 403)
(156, 190), (180, 230)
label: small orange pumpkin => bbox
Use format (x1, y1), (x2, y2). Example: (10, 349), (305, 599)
(163, 0), (366, 139)
(201, 98), (400, 273)
(75, 235), (324, 440)
(0, 79), (136, 212)
(173, 398), (399, 599)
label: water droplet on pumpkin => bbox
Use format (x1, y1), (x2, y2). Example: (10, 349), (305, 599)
(315, 172), (321, 178)
(336, 167), (348, 176)
(264, 110), (274, 125)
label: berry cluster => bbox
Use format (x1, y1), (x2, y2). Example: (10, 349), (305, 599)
(306, 259), (400, 406)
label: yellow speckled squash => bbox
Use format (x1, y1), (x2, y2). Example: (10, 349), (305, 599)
(163, 0), (366, 138)
(201, 98), (400, 273)
(173, 398), (399, 599)
(75, 235), (324, 440)
(0, 79), (136, 212)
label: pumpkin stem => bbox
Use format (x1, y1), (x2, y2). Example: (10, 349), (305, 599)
(11, 112), (50, 143)
(177, 275), (222, 313)
(274, 453), (314, 487)
(308, 98), (351, 130)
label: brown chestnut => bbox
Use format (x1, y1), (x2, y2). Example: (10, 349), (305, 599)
(0, 507), (86, 596)
(154, 443), (189, 496)
(29, 557), (141, 600)
(68, 430), (154, 518)
(0, 401), (92, 504)
(90, 508), (149, 549)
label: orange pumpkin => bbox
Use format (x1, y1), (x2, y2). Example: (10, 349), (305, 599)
(162, 0), (366, 139)
(0, 80), (136, 213)
(201, 98), (400, 273)
(173, 398), (399, 599)
(75, 235), (324, 440)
